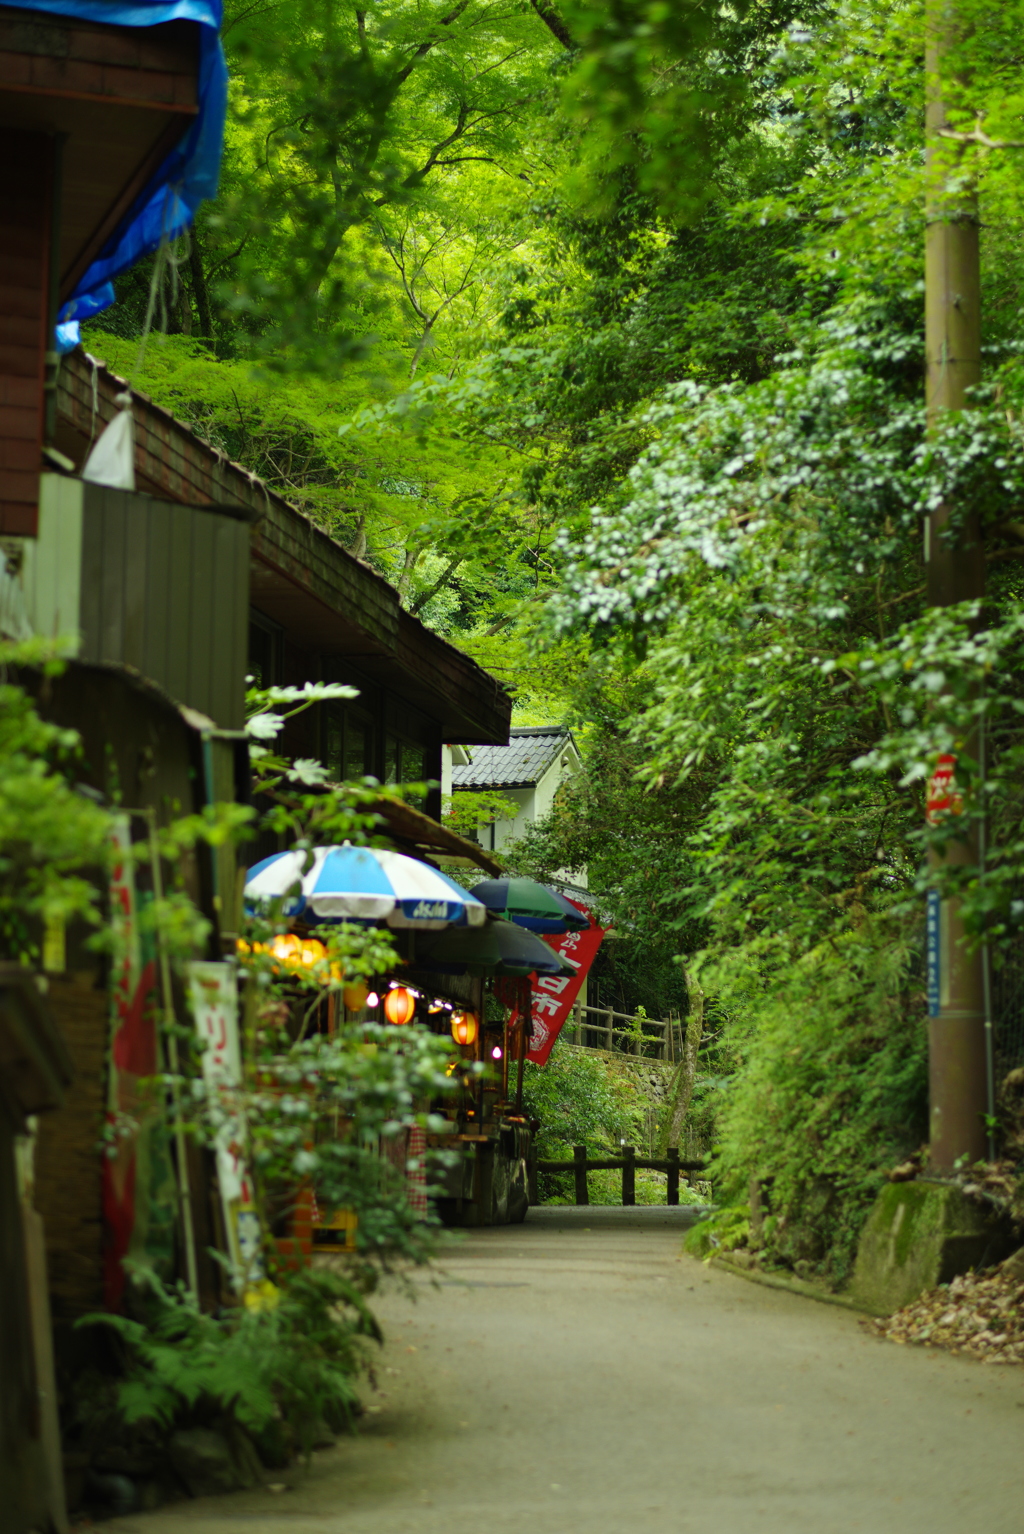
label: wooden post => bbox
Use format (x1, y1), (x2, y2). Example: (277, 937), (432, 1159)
(606, 1008), (613, 1051)
(514, 980), (529, 1113)
(924, 0), (989, 1170)
(573, 1144), (589, 1206)
(666, 1146), (679, 1206)
(621, 1144), (635, 1206)
(527, 1151), (539, 1207)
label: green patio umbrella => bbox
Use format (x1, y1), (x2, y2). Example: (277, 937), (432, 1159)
(417, 918), (574, 978)
(470, 878), (589, 934)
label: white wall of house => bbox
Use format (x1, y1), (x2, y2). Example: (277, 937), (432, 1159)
(473, 743), (586, 888)
(446, 731), (590, 1005)
(441, 743), (472, 799)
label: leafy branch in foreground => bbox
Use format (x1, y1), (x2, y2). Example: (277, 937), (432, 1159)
(0, 641), (113, 962)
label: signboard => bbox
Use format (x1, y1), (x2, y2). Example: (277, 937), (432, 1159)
(926, 753), (962, 824)
(517, 899), (607, 1066)
(103, 815), (163, 1309)
(926, 889), (941, 1018)
(187, 961), (264, 1287)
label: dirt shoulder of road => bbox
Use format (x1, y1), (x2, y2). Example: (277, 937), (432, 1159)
(710, 1253), (873, 1313)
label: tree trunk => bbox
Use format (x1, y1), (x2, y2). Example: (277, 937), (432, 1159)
(396, 546), (418, 600)
(528, 0), (575, 49)
(190, 241), (213, 340)
(410, 554), (463, 614)
(657, 971), (704, 1156)
(347, 514), (367, 560)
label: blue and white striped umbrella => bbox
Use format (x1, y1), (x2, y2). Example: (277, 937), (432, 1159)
(244, 845), (487, 930)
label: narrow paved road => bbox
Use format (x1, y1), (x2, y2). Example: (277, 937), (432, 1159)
(104, 1207), (1023, 1534)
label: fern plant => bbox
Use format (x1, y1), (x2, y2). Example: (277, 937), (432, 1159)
(77, 1264), (381, 1457)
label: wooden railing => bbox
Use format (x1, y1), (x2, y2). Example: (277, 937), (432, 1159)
(528, 1144), (707, 1207)
(561, 1003), (682, 1061)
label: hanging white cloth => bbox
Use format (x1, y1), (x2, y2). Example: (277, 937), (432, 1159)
(0, 549), (32, 641)
(82, 391), (136, 491)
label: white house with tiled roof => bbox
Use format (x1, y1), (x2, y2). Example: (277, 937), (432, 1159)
(445, 725), (583, 863)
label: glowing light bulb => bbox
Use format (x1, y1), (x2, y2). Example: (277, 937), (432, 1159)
(491, 1045), (503, 1060)
(365, 991), (379, 1008)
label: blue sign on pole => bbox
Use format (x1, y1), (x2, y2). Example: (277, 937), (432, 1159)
(926, 889), (941, 1017)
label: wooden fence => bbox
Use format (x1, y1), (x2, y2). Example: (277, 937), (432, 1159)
(528, 1144), (707, 1207)
(561, 1002), (682, 1061)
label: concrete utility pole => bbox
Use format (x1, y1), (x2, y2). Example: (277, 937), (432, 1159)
(924, 0), (988, 1170)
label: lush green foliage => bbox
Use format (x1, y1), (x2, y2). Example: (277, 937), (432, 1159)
(0, 642), (113, 962)
(522, 1037), (641, 1157)
(82, 0), (1024, 1279)
(705, 914), (928, 1284)
(77, 1264), (380, 1456)
(519, 1040), (708, 1205)
(442, 787), (518, 837)
(232, 1014), (460, 1267)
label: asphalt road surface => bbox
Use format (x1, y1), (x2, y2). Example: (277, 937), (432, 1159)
(100, 1206), (1024, 1534)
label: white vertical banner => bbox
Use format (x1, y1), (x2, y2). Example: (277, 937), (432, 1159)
(187, 961), (264, 1287)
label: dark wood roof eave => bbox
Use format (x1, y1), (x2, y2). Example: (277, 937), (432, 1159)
(368, 796), (502, 877)
(54, 350), (513, 745)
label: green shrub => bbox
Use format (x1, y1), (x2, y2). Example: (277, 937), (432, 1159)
(76, 1264), (380, 1459)
(684, 1206), (750, 1259)
(705, 913), (927, 1285)
(520, 1040), (645, 1200)
(519, 1042), (711, 1205)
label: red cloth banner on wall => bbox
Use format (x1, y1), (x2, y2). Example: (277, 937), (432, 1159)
(523, 899), (606, 1066)
(103, 814), (159, 1310)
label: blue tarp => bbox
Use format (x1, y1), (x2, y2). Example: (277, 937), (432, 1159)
(3, 0), (228, 350)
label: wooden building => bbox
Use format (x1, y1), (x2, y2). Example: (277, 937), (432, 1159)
(0, 5), (515, 1515)
(5, 342), (513, 1326)
(1, 4), (228, 1524)
(50, 346), (512, 847)
(0, 967), (72, 1534)
(0, 0), (222, 538)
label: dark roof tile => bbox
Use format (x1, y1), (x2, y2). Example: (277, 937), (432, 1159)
(452, 727), (574, 789)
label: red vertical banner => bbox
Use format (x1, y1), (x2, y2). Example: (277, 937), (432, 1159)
(525, 900), (606, 1066)
(103, 815), (158, 1309)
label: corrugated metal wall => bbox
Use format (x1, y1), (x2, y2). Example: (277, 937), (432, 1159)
(24, 476), (249, 728)
(78, 483), (249, 729)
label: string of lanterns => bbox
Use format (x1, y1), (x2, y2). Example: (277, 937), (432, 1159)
(383, 986), (480, 1046)
(236, 943), (483, 1044)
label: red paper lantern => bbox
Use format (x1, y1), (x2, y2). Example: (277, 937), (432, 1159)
(384, 986), (416, 1025)
(450, 1010), (479, 1047)
(342, 980), (369, 1012)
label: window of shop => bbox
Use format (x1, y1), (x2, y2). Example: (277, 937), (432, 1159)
(248, 609), (283, 688)
(322, 703), (376, 782)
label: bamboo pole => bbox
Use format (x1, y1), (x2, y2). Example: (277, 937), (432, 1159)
(142, 811), (200, 1298)
(924, 1), (989, 1170)
(514, 980), (529, 1113)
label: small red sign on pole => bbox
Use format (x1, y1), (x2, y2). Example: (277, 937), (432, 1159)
(926, 753), (962, 825)
(508, 899), (607, 1066)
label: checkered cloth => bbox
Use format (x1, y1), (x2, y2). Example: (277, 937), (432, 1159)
(406, 1125), (428, 1219)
